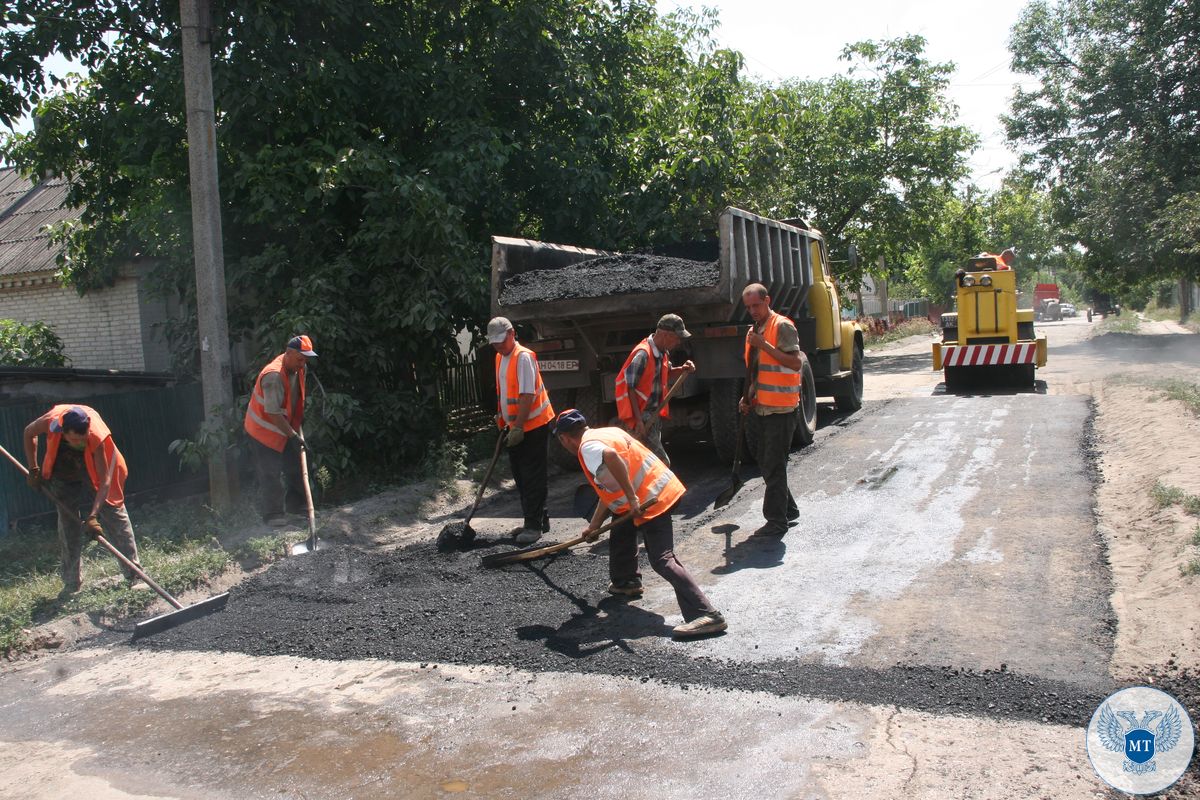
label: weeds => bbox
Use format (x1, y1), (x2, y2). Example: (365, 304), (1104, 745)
(1192, 525), (1200, 548)
(0, 499), (293, 657)
(1099, 316), (1139, 334)
(1152, 481), (1186, 508)
(1183, 558), (1200, 577)
(1154, 378), (1200, 417)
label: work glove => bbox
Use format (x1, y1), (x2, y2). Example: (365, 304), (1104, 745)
(83, 515), (104, 541)
(26, 466), (44, 491)
(505, 426), (525, 448)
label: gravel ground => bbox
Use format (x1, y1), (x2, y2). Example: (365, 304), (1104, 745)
(498, 254), (718, 305)
(139, 538), (1122, 727)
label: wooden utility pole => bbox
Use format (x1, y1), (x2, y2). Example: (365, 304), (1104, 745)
(180, 0), (236, 509)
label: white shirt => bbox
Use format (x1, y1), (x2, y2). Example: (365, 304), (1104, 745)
(580, 439), (620, 493)
(498, 350), (537, 418)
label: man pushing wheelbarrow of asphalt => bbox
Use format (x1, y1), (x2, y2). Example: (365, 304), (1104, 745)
(551, 408), (726, 639)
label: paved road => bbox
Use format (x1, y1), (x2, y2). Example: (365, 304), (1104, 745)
(0, 315), (1186, 799)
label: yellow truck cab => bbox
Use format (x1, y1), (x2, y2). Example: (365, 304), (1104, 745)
(932, 253), (1047, 389)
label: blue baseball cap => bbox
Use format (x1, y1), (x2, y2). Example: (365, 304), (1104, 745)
(551, 408), (587, 437)
(287, 335), (317, 357)
(50, 406), (90, 434)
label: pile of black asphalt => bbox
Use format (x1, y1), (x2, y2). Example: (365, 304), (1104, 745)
(498, 254), (719, 305)
(139, 537), (1122, 727)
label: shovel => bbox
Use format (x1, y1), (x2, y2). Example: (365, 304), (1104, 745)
(0, 442), (229, 640)
(481, 498), (656, 567)
(290, 428), (321, 556)
(436, 428), (506, 552)
(713, 361), (755, 509)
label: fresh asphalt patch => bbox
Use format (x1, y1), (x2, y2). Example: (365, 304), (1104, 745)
(137, 537), (1119, 727)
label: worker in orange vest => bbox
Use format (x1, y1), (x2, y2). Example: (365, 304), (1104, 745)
(244, 335), (316, 526)
(23, 404), (142, 592)
(739, 283), (802, 537)
(614, 313), (696, 466)
(489, 316), (555, 545)
(552, 408), (725, 638)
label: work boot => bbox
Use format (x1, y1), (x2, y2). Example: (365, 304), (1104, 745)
(125, 575), (151, 591)
(607, 579), (643, 598)
(786, 507), (800, 522)
(515, 528), (542, 545)
(508, 525), (526, 539)
(672, 611), (727, 639)
(751, 522), (787, 537)
(541, 511), (550, 533)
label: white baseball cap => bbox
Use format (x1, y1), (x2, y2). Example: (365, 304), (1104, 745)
(487, 316), (514, 344)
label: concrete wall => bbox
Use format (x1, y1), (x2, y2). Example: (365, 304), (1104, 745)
(0, 266), (171, 371)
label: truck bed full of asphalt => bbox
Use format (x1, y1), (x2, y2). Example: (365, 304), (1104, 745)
(136, 538), (1128, 727)
(498, 254), (718, 305)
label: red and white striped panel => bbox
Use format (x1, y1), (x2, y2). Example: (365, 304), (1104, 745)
(942, 343), (1037, 367)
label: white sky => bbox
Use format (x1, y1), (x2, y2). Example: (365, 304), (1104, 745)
(659, 0), (1038, 190)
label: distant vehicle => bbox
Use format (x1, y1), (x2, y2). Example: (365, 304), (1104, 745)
(1060, 302), (1077, 317)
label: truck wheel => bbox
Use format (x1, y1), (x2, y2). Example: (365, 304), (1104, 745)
(834, 341), (864, 412)
(708, 378), (745, 465)
(793, 355), (817, 447)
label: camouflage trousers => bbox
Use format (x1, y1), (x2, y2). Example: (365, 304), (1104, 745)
(47, 478), (140, 589)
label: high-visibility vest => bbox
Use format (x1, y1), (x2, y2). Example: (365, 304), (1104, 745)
(494, 343), (554, 431)
(615, 336), (670, 426)
(745, 310), (801, 410)
(244, 354), (305, 452)
(577, 427), (684, 523)
(41, 404), (128, 507)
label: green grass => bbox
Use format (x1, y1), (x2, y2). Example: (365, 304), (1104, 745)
(1191, 525), (1200, 548)
(1099, 315), (1139, 334)
(1155, 378), (1200, 417)
(1183, 558), (1200, 577)
(0, 499), (298, 657)
(863, 317), (937, 348)
(1152, 481), (1187, 508)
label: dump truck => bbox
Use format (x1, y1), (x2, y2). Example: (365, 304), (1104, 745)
(932, 253), (1047, 389)
(488, 206), (864, 465)
(1034, 282), (1062, 321)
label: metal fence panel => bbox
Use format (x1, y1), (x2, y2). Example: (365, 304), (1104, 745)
(0, 384), (204, 532)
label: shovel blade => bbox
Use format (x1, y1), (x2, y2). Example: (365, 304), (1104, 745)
(712, 475), (744, 509)
(290, 537), (320, 556)
(131, 592), (229, 640)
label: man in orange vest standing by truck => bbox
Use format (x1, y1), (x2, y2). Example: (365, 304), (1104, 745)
(614, 313), (696, 466)
(244, 335), (316, 526)
(489, 316), (555, 545)
(551, 408), (726, 638)
(23, 404), (142, 592)
(739, 283), (802, 537)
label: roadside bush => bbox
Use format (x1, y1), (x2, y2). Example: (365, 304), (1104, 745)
(0, 320), (68, 367)
(864, 317), (937, 347)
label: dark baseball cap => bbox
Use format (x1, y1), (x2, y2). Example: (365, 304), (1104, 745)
(50, 406), (90, 434)
(551, 408), (588, 437)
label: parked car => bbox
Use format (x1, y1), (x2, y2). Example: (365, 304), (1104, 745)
(1060, 302), (1077, 317)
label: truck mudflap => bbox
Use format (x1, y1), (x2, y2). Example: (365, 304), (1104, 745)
(939, 339), (1047, 368)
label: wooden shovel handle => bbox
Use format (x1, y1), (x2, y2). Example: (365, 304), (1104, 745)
(641, 372), (689, 424)
(486, 498), (658, 565)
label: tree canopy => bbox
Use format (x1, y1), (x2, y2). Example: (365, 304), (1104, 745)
(1, 1), (980, 473)
(1006, 0), (1200, 294)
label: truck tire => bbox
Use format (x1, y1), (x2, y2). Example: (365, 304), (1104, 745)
(834, 340), (864, 412)
(708, 377), (745, 465)
(793, 355), (817, 447)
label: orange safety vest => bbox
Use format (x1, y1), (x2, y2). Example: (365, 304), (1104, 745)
(980, 252), (1012, 270)
(244, 354), (306, 452)
(494, 343), (555, 431)
(577, 427), (684, 523)
(745, 310), (801, 410)
(41, 404), (128, 507)
(615, 336), (670, 426)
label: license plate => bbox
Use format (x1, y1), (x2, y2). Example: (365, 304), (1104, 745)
(539, 359), (580, 372)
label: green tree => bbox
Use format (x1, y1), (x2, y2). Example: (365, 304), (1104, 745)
(1006, 0), (1200, 298)
(0, 320), (68, 367)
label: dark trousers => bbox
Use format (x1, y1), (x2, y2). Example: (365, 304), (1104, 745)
(508, 423), (549, 531)
(250, 437), (305, 521)
(609, 504), (716, 621)
(748, 411), (798, 529)
(47, 477), (140, 587)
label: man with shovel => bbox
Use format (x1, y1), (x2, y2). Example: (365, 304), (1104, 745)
(244, 334), (316, 526)
(551, 408), (726, 639)
(22, 405), (142, 593)
(615, 313), (696, 466)
(489, 316), (555, 545)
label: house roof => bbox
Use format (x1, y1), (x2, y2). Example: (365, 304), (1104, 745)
(0, 167), (78, 278)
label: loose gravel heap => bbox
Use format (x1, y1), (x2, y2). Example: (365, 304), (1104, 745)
(499, 254), (718, 305)
(140, 538), (1119, 726)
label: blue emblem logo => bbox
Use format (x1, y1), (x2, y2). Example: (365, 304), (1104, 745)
(1087, 686), (1194, 794)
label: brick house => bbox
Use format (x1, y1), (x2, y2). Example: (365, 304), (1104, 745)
(0, 167), (172, 371)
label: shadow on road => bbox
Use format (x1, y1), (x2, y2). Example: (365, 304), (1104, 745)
(708, 522), (787, 575)
(935, 380), (1049, 397)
